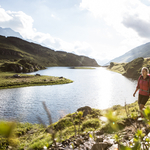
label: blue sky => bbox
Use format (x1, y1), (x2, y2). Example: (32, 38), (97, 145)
(1, 0), (150, 65)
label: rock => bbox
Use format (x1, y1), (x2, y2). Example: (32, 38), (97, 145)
(1, 63), (23, 73)
(109, 62), (115, 69)
(141, 127), (146, 133)
(103, 136), (114, 145)
(77, 106), (92, 117)
(57, 147), (64, 150)
(123, 57), (144, 79)
(13, 74), (21, 78)
(96, 130), (104, 136)
(35, 73), (41, 76)
(96, 137), (103, 143)
(43, 146), (47, 149)
(108, 144), (118, 150)
(8, 146), (13, 150)
(84, 135), (89, 141)
(27, 130), (37, 134)
(148, 132), (150, 137)
(91, 142), (110, 150)
(59, 76), (63, 79)
(74, 138), (84, 147)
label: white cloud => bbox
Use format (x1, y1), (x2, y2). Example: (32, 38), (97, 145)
(1, 1), (150, 65)
(80, 0), (150, 34)
(79, 0), (150, 63)
(0, 7), (12, 22)
(51, 14), (55, 18)
(0, 6), (93, 58)
(0, 7), (34, 38)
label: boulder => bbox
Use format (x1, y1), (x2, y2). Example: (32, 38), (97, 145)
(96, 137), (103, 143)
(74, 138), (84, 147)
(13, 74), (21, 78)
(91, 143), (110, 150)
(96, 130), (104, 136)
(35, 73), (41, 76)
(77, 106), (92, 117)
(108, 144), (118, 150)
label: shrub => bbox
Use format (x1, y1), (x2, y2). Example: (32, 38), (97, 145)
(112, 105), (123, 111)
(14, 122), (32, 136)
(81, 118), (100, 130)
(86, 108), (102, 118)
(54, 117), (73, 131)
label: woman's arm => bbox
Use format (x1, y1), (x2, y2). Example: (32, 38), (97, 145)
(133, 75), (141, 97)
(133, 88), (139, 97)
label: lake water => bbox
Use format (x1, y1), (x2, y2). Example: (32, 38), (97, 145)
(0, 67), (138, 124)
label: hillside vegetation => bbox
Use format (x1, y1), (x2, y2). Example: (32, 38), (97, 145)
(107, 57), (150, 79)
(0, 36), (99, 73)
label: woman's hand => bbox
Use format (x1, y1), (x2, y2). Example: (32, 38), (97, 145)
(133, 92), (136, 97)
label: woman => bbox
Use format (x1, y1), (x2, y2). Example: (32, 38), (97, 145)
(133, 67), (150, 118)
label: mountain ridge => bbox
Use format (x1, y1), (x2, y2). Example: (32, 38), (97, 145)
(105, 42), (150, 66)
(0, 27), (23, 39)
(0, 35), (99, 73)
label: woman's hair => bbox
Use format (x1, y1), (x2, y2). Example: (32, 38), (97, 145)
(141, 67), (149, 75)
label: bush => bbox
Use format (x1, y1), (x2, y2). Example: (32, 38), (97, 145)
(14, 122), (32, 136)
(81, 118), (100, 130)
(54, 117), (73, 131)
(112, 105), (123, 111)
(86, 108), (102, 118)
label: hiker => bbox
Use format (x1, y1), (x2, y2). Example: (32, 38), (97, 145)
(133, 67), (150, 118)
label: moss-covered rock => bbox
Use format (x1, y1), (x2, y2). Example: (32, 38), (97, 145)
(81, 118), (100, 131)
(54, 117), (73, 131)
(109, 62), (115, 69)
(0, 62), (23, 73)
(123, 57), (144, 79)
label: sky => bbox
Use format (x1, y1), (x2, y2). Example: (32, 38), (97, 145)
(1, 0), (150, 65)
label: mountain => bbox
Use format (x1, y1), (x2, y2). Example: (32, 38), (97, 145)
(0, 36), (99, 73)
(0, 27), (23, 39)
(105, 42), (150, 65)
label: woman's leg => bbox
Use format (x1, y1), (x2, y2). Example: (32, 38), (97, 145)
(139, 104), (145, 118)
(138, 94), (149, 118)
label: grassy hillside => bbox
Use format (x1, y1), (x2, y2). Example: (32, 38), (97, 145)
(107, 57), (150, 79)
(0, 36), (99, 73)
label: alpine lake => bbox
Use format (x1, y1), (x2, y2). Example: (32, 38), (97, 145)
(0, 67), (138, 124)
